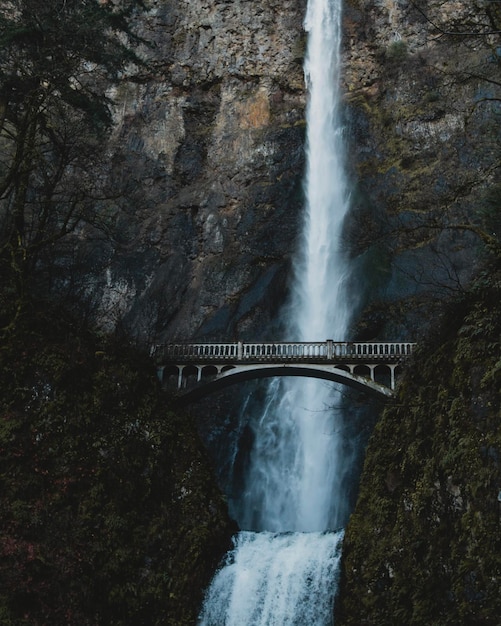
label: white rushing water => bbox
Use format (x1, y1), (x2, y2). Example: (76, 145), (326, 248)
(199, 0), (352, 623)
(198, 531), (344, 626)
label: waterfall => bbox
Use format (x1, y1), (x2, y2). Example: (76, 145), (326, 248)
(199, 0), (352, 623)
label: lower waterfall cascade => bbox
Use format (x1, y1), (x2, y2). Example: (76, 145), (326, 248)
(199, 0), (353, 623)
(198, 531), (344, 626)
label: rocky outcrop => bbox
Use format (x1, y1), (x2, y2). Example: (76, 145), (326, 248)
(335, 4), (501, 619)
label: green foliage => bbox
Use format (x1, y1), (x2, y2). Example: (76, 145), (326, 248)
(0, 0), (145, 123)
(0, 0), (148, 317)
(0, 307), (234, 625)
(337, 264), (501, 625)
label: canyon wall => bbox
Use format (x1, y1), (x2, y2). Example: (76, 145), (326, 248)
(28, 1), (498, 622)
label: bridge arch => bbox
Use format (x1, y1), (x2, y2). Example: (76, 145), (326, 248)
(201, 364), (218, 380)
(163, 363), (394, 405)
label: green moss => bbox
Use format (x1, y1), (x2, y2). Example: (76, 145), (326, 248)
(337, 264), (501, 625)
(0, 308), (235, 625)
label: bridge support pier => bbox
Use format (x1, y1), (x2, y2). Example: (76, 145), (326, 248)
(367, 364), (376, 385)
(389, 364), (397, 390)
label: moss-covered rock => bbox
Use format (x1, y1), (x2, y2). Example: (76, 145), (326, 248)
(0, 309), (235, 625)
(337, 262), (501, 625)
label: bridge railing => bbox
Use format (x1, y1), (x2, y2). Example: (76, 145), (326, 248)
(152, 341), (415, 362)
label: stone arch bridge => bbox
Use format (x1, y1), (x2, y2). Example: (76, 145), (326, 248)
(151, 340), (415, 404)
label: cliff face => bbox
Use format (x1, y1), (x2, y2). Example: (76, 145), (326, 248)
(336, 4), (501, 620)
(342, 0), (501, 337)
(85, 0), (307, 342)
